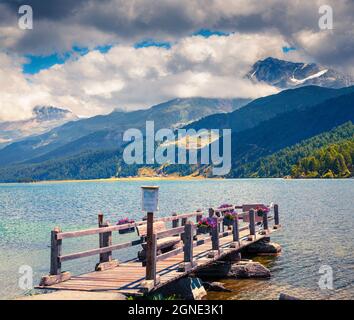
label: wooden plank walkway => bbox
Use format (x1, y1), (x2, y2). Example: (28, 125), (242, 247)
(38, 226), (277, 296)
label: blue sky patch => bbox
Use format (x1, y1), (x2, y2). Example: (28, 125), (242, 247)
(134, 40), (171, 49)
(282, 46), (297, 53)
(22, 45), (113, 74)
(193, 29), (230, 38)
(95, 44), (113, 53)
(23, 52), (72, 74)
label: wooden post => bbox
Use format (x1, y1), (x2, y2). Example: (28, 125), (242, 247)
(172, 212), (179, 228)
(274, 204), (280, 226)
(146, 233), (157, 282)
(179, 221), (195, 272)
(98, 213), (112, 263)
(210, 216), (220, 256)
(50, 227), (62, 275)
(263, 209), (269, 231)
(40, 226), (71, 286)
(145, 211), (155, 281)
(196, 211), (203, 224)
(95, 213), (119, 271)
(232, 213), (239, 243)
(98, 212), (104, 225)
(184, 221), (194, 263)
(208, 208), (214, 218)
(102, 222), (112, 262)
(195, 211), (203, 238)
(249, 209), (256, 237)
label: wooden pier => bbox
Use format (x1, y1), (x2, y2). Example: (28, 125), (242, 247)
(38, 203), (281, 296)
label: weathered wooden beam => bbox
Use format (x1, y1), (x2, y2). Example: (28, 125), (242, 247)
(155, 246), (184, 262)
(60, 239), (142, 262)
(196, 211), (203, 224)
(40, 271), (71, 286)
(50, 227), (62, 275)
(274, 204), (280, 226)
(57, 212), (201, 240)
(57, 223), (136, 240)
(208, 208), (214, 218)
(146, 212), (157, 284)
(262, 209), (269, 231)
(95, 260), (119, 271)
(178, 221), (195, 272)
(208, 215), (221, 258)
(232, 213), (240, 243)
(156, 225), (185, 238)
(249, 209), (256, 238)
(98, 214), (112, 263)
(172, 213), (179, 228)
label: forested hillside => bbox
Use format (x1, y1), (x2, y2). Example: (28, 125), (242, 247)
(233, 122), (354, 177)
(291, 139), (354, 178)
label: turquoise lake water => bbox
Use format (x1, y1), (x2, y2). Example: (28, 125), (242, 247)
(0, 179), (353, 300)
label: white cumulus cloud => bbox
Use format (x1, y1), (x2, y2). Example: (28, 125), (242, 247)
(1, 32), (291, 121)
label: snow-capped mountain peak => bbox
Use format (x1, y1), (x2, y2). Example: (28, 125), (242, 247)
(247, 57), (354, 89)
(0, 106), (78, 148)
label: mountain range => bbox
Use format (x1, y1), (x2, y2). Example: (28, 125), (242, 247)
(0, 98), (248, 166)
(0, 106), (78, 148)
(0, 57), (353, 182)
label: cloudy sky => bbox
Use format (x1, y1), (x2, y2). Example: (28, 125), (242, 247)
(0, 0), (353, 121)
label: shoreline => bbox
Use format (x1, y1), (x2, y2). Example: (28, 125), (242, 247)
(0, 176), (352, 185)
(27, 175), (215, 184)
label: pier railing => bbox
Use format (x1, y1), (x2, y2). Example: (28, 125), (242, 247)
(40, 203), (280, 290)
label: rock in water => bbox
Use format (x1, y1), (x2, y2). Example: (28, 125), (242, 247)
(243, 238), (282, 255)
(229, 261), (271, 279)
(194, 260), (270, 279)
(203, 281), (232, 292)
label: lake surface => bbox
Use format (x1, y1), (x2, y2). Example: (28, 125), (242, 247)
(0, 179), (353, 300)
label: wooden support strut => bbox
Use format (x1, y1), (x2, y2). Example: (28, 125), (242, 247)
(179, 221), (196, 272)
(208, 207), (214, 218)
(196, 211), (203, 224)
(209, 214), (220, 258)
(195, 210), (203, 238)
(172, 212), (179, 228)
(263, 209), (269, 231)
(98, 214), (112, 263)
(248, 209), (256, 241)
(231, 212), (240, 248)
(50, 227), (62, 275)
(141, 232), (159, 293)
(40, 226), (71, 286)
(274, 204), (280, 227)
(145, 211), (160, 286)
(95, 213), (118, 271)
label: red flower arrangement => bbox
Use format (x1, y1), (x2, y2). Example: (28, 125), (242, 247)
(197, 217), (217, 230)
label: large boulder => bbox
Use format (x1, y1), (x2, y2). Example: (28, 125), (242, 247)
(229, 261), (271, 279)
(194, 260), (270, 279)
(243, 238), (282, 255)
